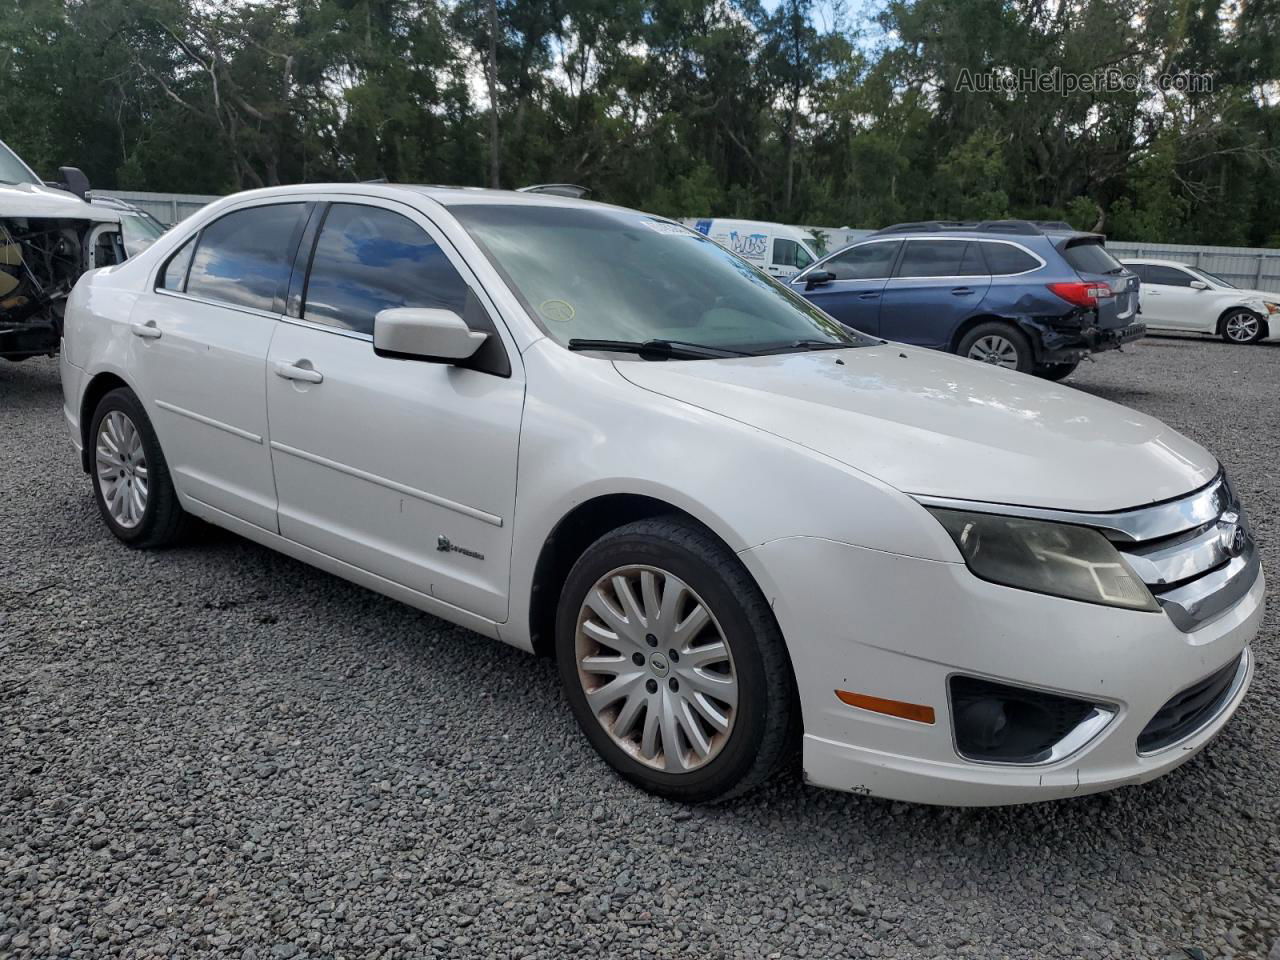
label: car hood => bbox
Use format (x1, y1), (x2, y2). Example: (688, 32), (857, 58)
(615, 344), (1218, 511)
(0, 181), (118, 222)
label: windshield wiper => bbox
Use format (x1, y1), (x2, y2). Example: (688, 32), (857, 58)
(756, 338), (857, 355)
(567, 338), (752, 360)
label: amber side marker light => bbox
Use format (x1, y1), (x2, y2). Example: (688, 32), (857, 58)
(835, 690), (936, 725)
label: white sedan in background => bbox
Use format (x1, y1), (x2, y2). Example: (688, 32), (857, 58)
(59, 185), (1261, 805)
(1123, 258), (1280, 344)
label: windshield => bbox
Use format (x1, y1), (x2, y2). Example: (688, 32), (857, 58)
(0, 140), (39, 186)
(452, 204), (870, 355)
(118, 211), (167, 257)
(1191, 267), (1236, 289)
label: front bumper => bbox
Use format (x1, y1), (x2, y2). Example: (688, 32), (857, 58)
(738, 536), (1262, 806)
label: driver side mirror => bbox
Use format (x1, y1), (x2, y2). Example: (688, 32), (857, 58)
(1189, 280), (1209, 290)
(373, 307), (487, 363)
(803, 271), (836, 291)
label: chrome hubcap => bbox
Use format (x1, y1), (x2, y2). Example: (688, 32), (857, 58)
(95, 411), (148, 528)
(1225, 313), (1259, 342)
(967, 335), (1019, 368)
(575, 565), (737, 773)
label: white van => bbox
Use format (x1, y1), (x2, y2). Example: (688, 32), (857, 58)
(684, 218), (820, 278)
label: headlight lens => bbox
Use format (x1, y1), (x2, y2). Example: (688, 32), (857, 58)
(1263, 301), (1280, 316)
(927, 508), (1158, 611)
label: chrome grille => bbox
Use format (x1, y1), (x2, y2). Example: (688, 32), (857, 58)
(1107, 474), (1258, 632)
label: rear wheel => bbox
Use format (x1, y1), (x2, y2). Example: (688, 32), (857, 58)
(556, 517), (797, 803)
(90, 388), (190, 548)
(1033, 360), (1080, 381)
(957, 322), (1034, 373)
(1220, 309), (1264, 344)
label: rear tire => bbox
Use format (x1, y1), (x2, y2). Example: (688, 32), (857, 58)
(1033, 360), (1080, 381)
(89, 388), (190, 548)
(957, 322), (1034, 373)
(1219, 309), (1264, 344)
(555, 517), (798, 803)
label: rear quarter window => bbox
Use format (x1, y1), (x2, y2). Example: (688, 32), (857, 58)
(981, 242), (1040, 276)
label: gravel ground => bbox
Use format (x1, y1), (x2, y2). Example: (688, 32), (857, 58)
(1, 335), (1277, 960)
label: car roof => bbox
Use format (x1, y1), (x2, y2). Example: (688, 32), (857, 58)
(203, 182), (621, 213)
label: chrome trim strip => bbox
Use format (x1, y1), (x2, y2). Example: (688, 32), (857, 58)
(278, 315), (374, 343)
(945, 673), (1117, 768)
(153, 288), (283, 323)
(1121, 522), (1228, 586)
(153, 399), (263, 444)
(913, 472), (1227, 543)
(1154, 551), (1260, 632)
(268, 441), (503, 528)
(1137, 648), (1251, 758)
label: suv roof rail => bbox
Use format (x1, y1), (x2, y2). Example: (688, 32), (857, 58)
(870, 218), (1083, 237)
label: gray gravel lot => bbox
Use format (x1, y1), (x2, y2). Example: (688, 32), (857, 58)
(2, 336), (1277, 960)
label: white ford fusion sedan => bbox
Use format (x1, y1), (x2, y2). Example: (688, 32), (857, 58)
(60, 184), (1262, 805)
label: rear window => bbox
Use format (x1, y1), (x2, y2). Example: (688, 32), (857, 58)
(896, 239), (968, 278)
(1062, 240), (1123, 276)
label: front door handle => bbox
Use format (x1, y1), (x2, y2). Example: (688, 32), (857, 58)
(857, 292), (879, 300)
(274, 361), (323, 384)
(130, 322), (162, 340)
(951, 286), (973, 295)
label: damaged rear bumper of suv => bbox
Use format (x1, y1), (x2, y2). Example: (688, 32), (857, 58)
(1028, 317), (1147, 365)
(738, 472), (1262, 806)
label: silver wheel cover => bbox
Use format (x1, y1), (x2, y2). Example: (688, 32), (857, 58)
(1225, 313), (1259, 342)
(95, 410), (149, 529)
(575, 565), (738, 773)
(967, 334), (1020, 368)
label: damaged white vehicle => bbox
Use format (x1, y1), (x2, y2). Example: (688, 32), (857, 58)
(1, 138), (125, 362)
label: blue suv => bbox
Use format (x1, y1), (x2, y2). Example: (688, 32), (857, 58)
(790, 220), (1145, 379)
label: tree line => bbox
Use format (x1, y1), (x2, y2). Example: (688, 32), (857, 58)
(2, 0), (1278, 245)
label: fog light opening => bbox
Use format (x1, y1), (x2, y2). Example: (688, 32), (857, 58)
(950, 676), (1098, 765)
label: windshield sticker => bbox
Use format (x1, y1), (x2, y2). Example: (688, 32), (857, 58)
(643, 219), (697, 236)
(539, 299), (576, 323)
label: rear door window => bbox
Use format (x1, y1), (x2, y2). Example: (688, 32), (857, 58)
(895, 239), (967, 278)
(1062, 240), (1123, 276)
(981, 242), (1040, 276)
(822, 241), (901, 280)
(302, 203), (469, 336)
(185, 204), (305, 311)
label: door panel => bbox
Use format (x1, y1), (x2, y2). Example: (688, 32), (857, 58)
(877, 240), (990, 347)
(792, 240), (901, 336)
(128, 201), (307, 531)
(266, 323), (522, 621)
(1138, 266), (1206, 331)
(265, 199), (523, 623)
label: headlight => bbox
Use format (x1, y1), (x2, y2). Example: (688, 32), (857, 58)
(927, 508), (1158, 612)
(1263, 302), (1280, 316)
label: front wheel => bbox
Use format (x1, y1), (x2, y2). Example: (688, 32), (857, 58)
(1220, 309), (1265, 344)
(957, 322), (1034, 373)
(1033, 360), (1080, 381)
(556, 517), (797, 803)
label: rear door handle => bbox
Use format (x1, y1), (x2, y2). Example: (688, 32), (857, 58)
(130, 322), (162, 340)
(274, 361), (323, 384)
(951, 286), (973, 295)
(857, 292), (879, 300)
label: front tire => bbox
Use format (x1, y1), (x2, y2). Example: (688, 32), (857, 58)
(556, 517), (797, 803)
(957, 321), (1034, 373)
(1220, 309), (1264, 344)
(90, 388), (190, 548)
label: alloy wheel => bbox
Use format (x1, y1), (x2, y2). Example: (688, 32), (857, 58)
(1225, 312), (1260, 343)
(967, 335), (1020, 368)
(575, 565), (738, 773)
(96, 410), (149, 528)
